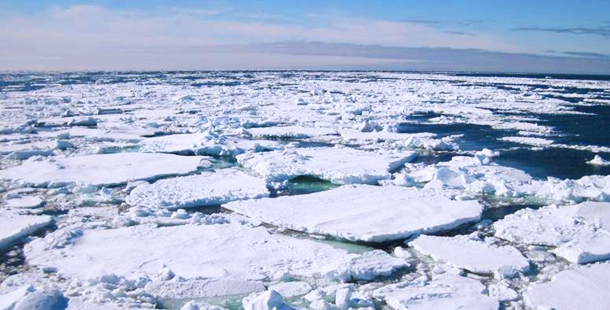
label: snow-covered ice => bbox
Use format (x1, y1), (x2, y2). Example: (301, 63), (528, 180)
(237, 147), (416, 185)
(0, 153), (210, 187)
(494, 202), (610, 264)
(524, 263), (610, 310)
(126, 168), (269, 209)
(224, 185), (483, 242)
(0, 211), (52, 252)
(373, 274), (498, 310)
(409, 235), (530, 278)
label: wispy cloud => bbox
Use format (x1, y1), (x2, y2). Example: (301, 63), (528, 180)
(513, 26), (610, 38)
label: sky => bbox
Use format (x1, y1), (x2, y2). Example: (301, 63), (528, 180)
(1, 0), (610, 73)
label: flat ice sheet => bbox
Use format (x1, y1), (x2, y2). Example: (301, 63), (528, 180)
(224, 185), (483, 242)
(24, 223), (358, 280)
(524, 263), (610, 310)
(0, 211), (52, 252)
(139, 132), (280, 156)
(126, 168), (269, 209)
(0, 153), (210, 187)
(236, 147), (416, 185)
(409, 235), (530, 277)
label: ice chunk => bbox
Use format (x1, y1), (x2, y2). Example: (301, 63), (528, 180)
(587, 155), (610, 166)
(126, 169), (269, 209)
(494, 202), (610, 264)
(336, 250), (409, 281)
(5, 196), (44, 209)
(236, 147), (416, 185)
(409, 235), (530, 278)
(181, 301), (226, 310)
(0, 286), (35, 310)
(524, 263), (610, 310)
(13, 290), (67, 310)
(224, 185), (483, 242)
(0, 153), (210, 187)
(242, 290), (293, 310)
(531, 175), (610, 203)
(373, 274), (498, 310)
(0, 210), (53, 252)
(25, 223), (358, 281)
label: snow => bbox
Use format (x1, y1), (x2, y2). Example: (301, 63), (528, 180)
(125, 168), (269, 209)
(373, 274), (498, 310)
(0, 286), (35, 310)
(24, 223), (359, 281)
(524, 263), (610, 310)
(236, 147), (417, 185)
(494, 202), (610, 264)
(224, 185), (483, 242)
(268, 282), (312, 298)
(409, 235), (530, 278)
(0, 153), (210, 187)
(0, 211), (53, 252)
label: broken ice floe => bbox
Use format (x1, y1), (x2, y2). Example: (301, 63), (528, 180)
(224, 185), (483, 242)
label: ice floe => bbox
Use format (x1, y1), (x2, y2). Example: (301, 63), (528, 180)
(0, 211), (52, 252)
(236, 147), (416, 185)
(494, 202), (610, 264)
(224, 185), (483, 242)
(0, 153), (210, 187)
(409, 235), (530, 278)
(125, 168), (269, 210)
(373, 274), (498, 310)
(524, 263), (610, 310)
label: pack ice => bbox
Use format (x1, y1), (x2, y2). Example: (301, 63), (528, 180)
(224, 185), (483, 242)
(0, 210), (52, 252)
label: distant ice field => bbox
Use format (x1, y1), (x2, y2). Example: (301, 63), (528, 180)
(2, 71), (610, 309)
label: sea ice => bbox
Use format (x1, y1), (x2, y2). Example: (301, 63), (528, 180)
(409, 235), (530, 278)
(236, 147), (416, 185)
(494, 202), (610, 264)
(224, 185), (483, 242)
(126, 168), (269, 209)
(587, 155), (610, 166)
(24, 223), (359, 281)
(0, 153), (210, 187)
(0, 211), (53, 252)
(248, 126), (338, 140)
(373, 274), (498, 310)
(524, 263), (610, 310)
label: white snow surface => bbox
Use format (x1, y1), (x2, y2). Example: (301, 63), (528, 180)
(0, 211), (53, 252)
(524, 263), (610, 310)
(24, 223), (360, 281)
(0, 153), (210, 187)
(224, 185), (483, 242)
(125, 168), (269, 209)
(409, 235), (530, 278)
(494, 202), (610, 264)
(236, 147), (417, 185)
(373, 274), (498, 310)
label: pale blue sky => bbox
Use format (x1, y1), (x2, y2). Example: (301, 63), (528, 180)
(1, 1), (609, 72)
